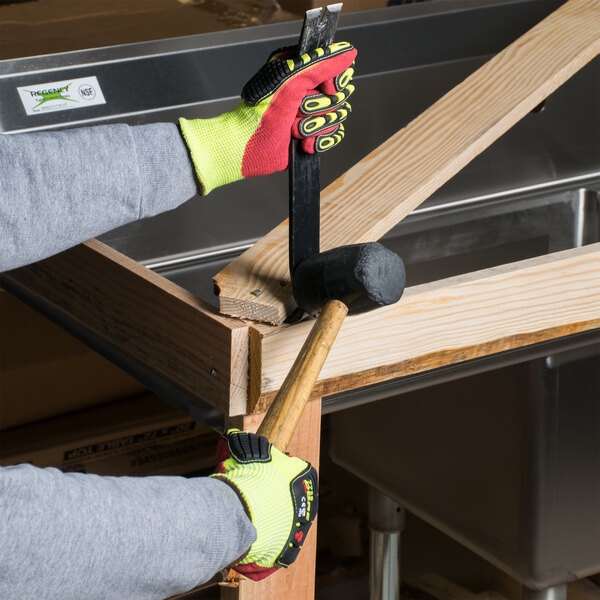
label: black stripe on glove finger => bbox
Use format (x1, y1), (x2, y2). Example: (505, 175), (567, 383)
(299, 123), (345, 154)
(335, 63), (355, 92)
(296, 102), (351, 138)
(315, 123), (345, 153)
(300, 84), (355, 115)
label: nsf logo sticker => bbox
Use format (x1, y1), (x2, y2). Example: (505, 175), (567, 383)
(78, 83), (97, 101)
(17, 76), (106, 116)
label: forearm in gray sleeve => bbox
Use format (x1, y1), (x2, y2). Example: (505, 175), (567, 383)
(0, 464), (255, 600)
(0, 123), (197, 272)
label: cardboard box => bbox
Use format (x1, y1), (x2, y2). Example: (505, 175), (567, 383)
(0, 291), (147, 429)
(0, 393), (219, 476)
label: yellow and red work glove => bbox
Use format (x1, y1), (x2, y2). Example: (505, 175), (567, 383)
(179, 41), (356, 194)
(211, 429), (318, 581)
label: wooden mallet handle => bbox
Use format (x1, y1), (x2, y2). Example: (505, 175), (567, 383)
(256, 299), (348, 451)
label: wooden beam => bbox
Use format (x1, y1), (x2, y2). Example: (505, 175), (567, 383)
(2, 239), (250, 416)
(248, 244), (600, 412)
(222, 398), (322, 600)
(214, 0), (600, 325)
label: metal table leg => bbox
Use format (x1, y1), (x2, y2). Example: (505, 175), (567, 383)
(522, 583), (567, 600)
(368, 486), (405, 600)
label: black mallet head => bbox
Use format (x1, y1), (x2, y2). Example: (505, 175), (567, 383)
(292, 242), (406, 316)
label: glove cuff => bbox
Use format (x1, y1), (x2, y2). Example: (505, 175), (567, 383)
(179, 101), (263, 194)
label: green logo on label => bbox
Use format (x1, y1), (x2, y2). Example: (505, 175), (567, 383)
(25, 83), (77, 109)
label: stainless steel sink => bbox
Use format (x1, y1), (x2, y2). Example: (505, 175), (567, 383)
(327, 180), (600, 596)
(330, 343), (600, 591)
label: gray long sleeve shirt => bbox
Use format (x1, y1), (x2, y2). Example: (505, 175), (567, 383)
(0, 124), (257, 598)
(0, 122), (198, 272)
(0, 464), (256, 599)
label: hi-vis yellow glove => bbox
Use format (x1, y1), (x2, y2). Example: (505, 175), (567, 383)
(211, 429), (318, 581)
(179, 42), (356, 194)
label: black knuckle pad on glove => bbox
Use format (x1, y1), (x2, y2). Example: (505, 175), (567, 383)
(243, 42), (355, 107)
(276, 465), (319, 567)
(266, 45), (294, 63)
(242, 59), (292, 106)
(226, 430), (272, 463)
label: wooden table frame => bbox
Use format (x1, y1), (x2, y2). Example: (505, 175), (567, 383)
(6, 238), (599, 420)
(2, 2), (600, 598)
(4, 231), (599, 600)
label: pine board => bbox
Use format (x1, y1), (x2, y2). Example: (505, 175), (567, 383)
(214, 0), (600, 325)
(249, 243), (600, 411)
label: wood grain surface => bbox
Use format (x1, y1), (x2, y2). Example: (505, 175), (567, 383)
(2, 239), (250, 416)
(214, 0), (600, 325)
(223, 398), (322, 600)
(249, 243), (600, 411)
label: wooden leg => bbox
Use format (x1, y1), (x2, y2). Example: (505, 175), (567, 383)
(221, 398), (322, 600)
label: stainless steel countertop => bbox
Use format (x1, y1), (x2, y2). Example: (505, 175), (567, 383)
(4, 0), (596, 273)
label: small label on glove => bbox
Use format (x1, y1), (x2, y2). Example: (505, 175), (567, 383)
(17, 76), (106, 116)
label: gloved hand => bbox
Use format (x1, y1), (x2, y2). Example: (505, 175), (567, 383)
(211, 429), (318, 581)
(179, 41), (357, 194)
